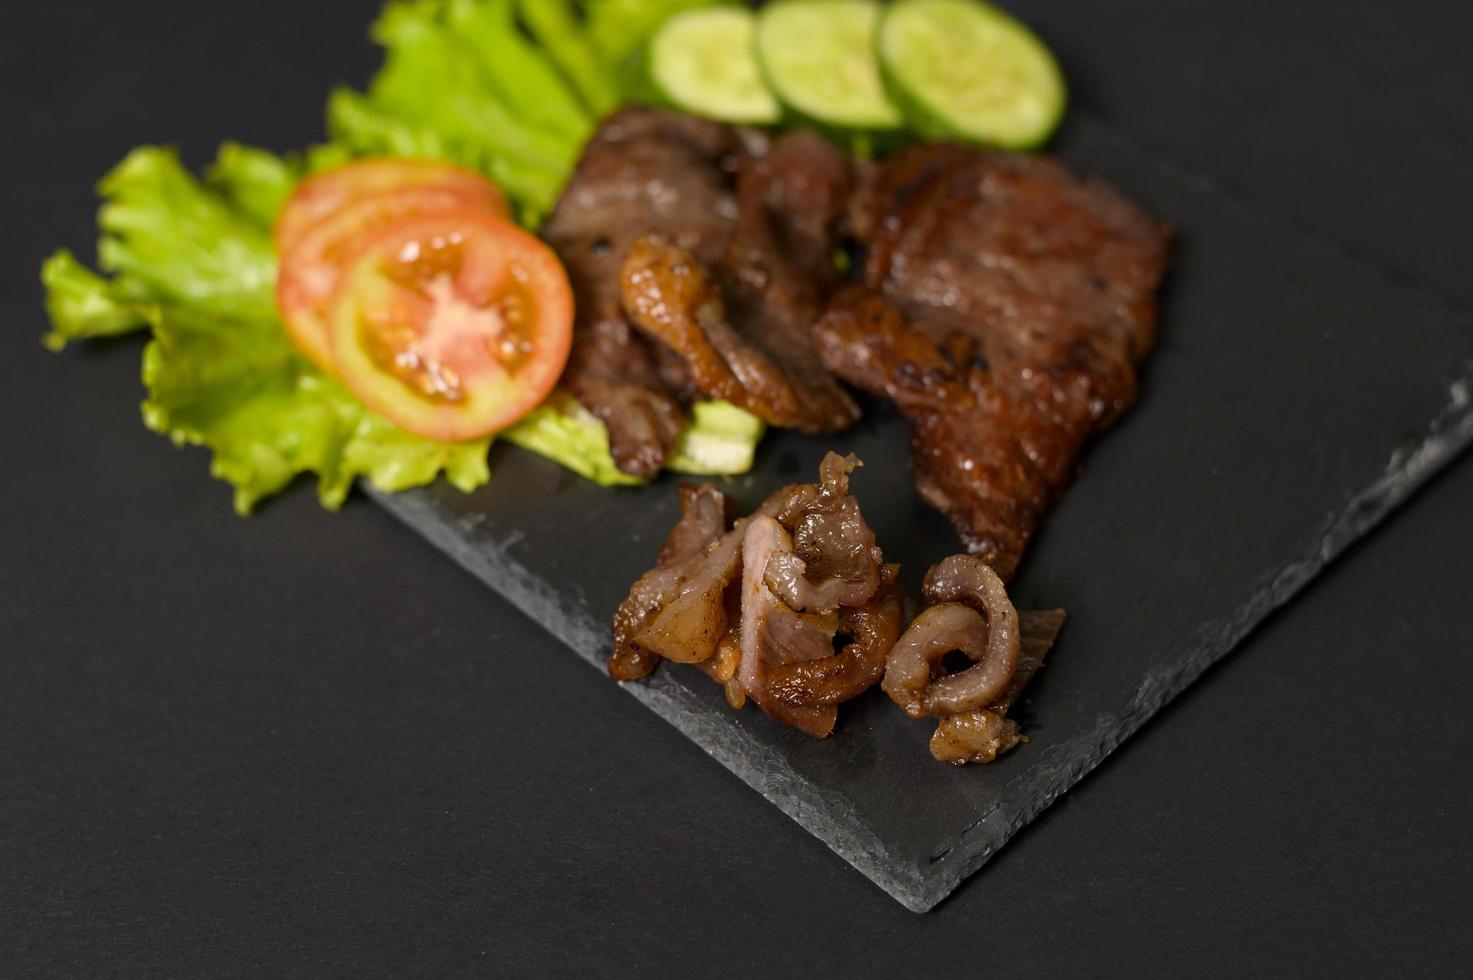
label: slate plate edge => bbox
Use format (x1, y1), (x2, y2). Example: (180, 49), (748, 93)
(920, 366), (1473, 909)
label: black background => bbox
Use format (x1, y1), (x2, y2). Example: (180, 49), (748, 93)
(3, 1), (1471, 975)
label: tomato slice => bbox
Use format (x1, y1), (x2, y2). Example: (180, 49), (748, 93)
(273, 157), (510, 256)
(276, 186), (508, 372)
(327, 210), (574, 441)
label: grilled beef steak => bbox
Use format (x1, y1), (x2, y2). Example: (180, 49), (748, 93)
(820, 145), (1171, 578)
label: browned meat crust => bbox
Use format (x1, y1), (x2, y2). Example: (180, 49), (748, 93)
(610, 452), (898, 739)
(823, 146), (1171, 578)
(738, 515), (842, 738)
(545, 110), (858, 475)
(760, 452), (883, 614)
(929, 609), (1066, 764)
(610, 482), (737, 680)
(621, 235), (842, 429)
(713, 131), (860, 431)
(882, 556), (1020, 718)
(618, 132), (859, 433)
(882, 554), (1067, 765)
(542, 108), (746, 477)
(765, 563), (904, 708)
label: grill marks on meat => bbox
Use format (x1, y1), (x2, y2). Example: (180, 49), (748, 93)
(882, 554), (1066, 765)
(824, 145), (1171, 577)
(710, 131), (860, 431)
(544, 110), (858, 476)
(554, 115), (1167, 571)
(591, 121), (1157, 761)
(610, 452), (894, 738)
(619, 131), (859, 433)
(542, 109), (745, 477)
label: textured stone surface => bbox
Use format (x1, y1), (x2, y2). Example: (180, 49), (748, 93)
(371, 117), (1473, 912)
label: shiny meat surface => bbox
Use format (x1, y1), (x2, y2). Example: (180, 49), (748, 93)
(697, 629), (746, 709)
(610, 452), (895, 739)
(760, 452), (882, 613)
(881, 553), (1064, 765)
(883, 603), (1018, 717)
(713, 131), (859, 431)
(738, 516), (840, 739)
(609, 483), (736, 680)
(542, 108), (745, 477)
(635, 526), (745, 664)
(823, 145), (1171, 577)
(622, 235), (845, 429)
(882, 556), (1021, 717)
(929, 609), (1066, 764)
(545, 111), (858, 476)
(765, 563), (905, 708)
(619, 137), (859, 433)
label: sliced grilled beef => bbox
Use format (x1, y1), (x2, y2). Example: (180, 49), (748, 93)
(545, 111), (858, 476)
(610, 452), (895, 739)
(713, 131), (859, 431)
(738, 515), (842, 739)
(823, 146), (1171, 578)
(882, 555), (1021, 718)
(759, 451), (882, 613)
(618, 130), (859, 433)
(882, 554), (1067, 765)
(929, 609), (1066, 765)
(542, 108), (746, 477)
(764, 563), (905, 709)
(610, 482), (737, 680)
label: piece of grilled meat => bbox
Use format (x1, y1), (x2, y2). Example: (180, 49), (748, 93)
(611, 452), (898, 739)
(617, 128), (859, 433)
(541, 108), (744, 478)
(819, 146), (1171, 578)
(883, 554), (1067, 765)
(544, 109), (858, 477)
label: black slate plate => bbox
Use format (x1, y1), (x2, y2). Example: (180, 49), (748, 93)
(370, 116), (1473, 912)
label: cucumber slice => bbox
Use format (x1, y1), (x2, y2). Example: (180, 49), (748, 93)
(880, 0), (1066, 149)
(649, 7), (781, 124)
(756, 0), (903, 130)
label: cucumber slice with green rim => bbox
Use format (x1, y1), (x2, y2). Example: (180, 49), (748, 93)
(649, 7), (781, 124)
(879, 0), (1067, 149)
(756, 0), (903, 130)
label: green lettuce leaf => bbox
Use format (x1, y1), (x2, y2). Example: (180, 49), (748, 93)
(503, 391), (642, 486)
(205, 142), (303, 230)
(42, 250), (148, 349)
(329, 0), (584, 215)
(514, 0), (620, 116)
(44, 145), (492, 514)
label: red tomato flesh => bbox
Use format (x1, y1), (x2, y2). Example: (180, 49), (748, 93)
(276, 186), (499, 372)
(327, 210), (574, 441)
